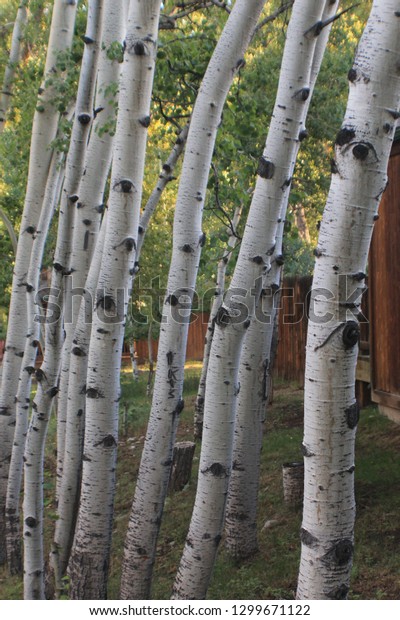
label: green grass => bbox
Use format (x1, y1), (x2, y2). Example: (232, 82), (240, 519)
(1, 365), (400, 599)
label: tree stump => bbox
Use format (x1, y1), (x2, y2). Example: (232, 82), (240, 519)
(168, 441), (196, 493)
(282, 461), (304, 507)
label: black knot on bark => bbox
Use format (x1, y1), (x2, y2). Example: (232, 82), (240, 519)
(301, 443), (315, 457)
(95, 203), (105, 214)
(352, 143), (370, 161)
(124, 237), (136, 252)
(348, 68), (357, 83)
(327, 584), (349, 600)
(77, 409), (83, 417)
(298, 129), (308, 142)
(47, 386), (59, 398)
(181, 244), (193, 253)
(373, 214), (379, 221)
(345, 401), (360, 429)
(352, 271), (366, 282)
(293, 87), (310, 101)
(97, 295), (116, 312)
(68, 194), (79, 204)
(26, 284), (34, 293)
(215, 306), (230, 328)
(313, 248), (322, 258)
(330, 159), (339, 174)
(138, 225), (144, 235)
(252, 255), (264, 265)
(243, 319), (251, 329)
(133, 41), (146, 56)
(336, 126), (356, 146)
(333, 539), (354, 566)
(82, 35), (95, 45)
(175, 398), (185, 415)
(383, 122), (393, 134)
(199, 233), (206, 247)
(35, 369), (45, 382)
(275, 254), (284, 266)
(114, 179), (134, 193)
(207, 462), (228, 477)
(100, 434), (117, 448)
(166, 294), (179, 306)
(25, 225), (36, 235)
(31, 340), (40, 348)
(72, 346), (86, 357)
(257, 157), (275, 179)
(139, 115), (151, 128)
(24, 366), (36, 375)
(83, 219), (91, 226)
(342, 321), (360, 349)
(300, 528), (318, 548)
(25, 516), (37, 528)
(78, 113), (91, 125)
(86, 387), (103, 399)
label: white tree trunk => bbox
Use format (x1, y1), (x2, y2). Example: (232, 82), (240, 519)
(54, 0), (105, 495)
(0, 0), (77, 566)
(172, 0), (336, 599)
(5, 147), (64, 576)
(194, 204), (241, 440)
(67, 0), (162, 600)
(0, 0), (28, 132)
(224, 0), (340, 562)
(52, 0), (124, 593)
(22, 0), (104, 599)
(297, 0), (400, 599)
(120, 0), (266, 600)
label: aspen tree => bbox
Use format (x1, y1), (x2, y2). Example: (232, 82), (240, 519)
(225, 0), (340, 561)
(22, 0), (104, 599)
(0, 0), (28, 133)
(67, 0), (163, 600)
(120, 0), (267, 600)
(52, 2), (126, 584)
(0, 0), (77, 566)
(297, 0), (400, 599)
(172, 0), (338, 599)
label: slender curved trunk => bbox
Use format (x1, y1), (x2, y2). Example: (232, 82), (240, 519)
(297, 0), (400, 599)
(67, 0), (162, 600)
(0, 0), (77, 567)
(22, 0), (104, 599)
(120, 0), (266, 601)
(0, 0), (28, 132)
(194, 204), (241, 440)
(172, 0), (336, 599)
(224, 0), (340, 561)
(0, 207), (17, 255)
(53, 1), (125, 584)
(54, 0), (105, 496)
(5, 147), (64, 576)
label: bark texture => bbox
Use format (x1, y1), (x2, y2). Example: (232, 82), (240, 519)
(120, 0), (266, 600)
(224, 0), (339, 562)
(67, 0), (162, 600)
(297, 0), (400, 599)
(0, 0), (77, 567)
(173, 0), (336, 599)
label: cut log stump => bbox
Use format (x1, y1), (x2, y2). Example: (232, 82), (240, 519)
(282, 461), (304, 507)
(168, 441), (196, 493)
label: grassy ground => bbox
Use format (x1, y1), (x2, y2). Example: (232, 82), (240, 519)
(1, 363), (400, 599)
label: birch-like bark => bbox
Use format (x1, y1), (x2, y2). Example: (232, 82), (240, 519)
(54, 0), (104, 496)
(224, 0), (340, 561)
(297, 0), (400, 599)
(0, 0), (77, 567)
(120, 0), (266, 600)
(67, 0), (162, 600)
(172, 0), (336, 599)
(22, 0), (104, 599)
(194, 204), (241, 440)
(5, 147), (64, 576)
(0, 0), (28, 133)
(52, 0), (123, 591)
